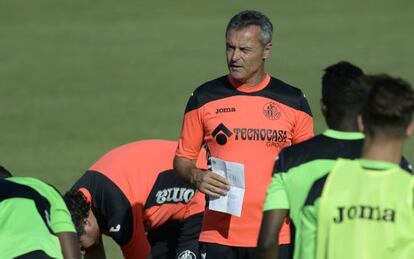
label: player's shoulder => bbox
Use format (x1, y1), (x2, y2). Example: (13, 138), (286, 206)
(6, 176), (51, 190)
(3, 177), (61, 201)
(276, 134), (360, 172)
(185, 75), (232, 112)
(268, 76), (305, 97)
(279, 134), (332, 159)
(265, 76), (312, 116)
(194, 75), (229, 94)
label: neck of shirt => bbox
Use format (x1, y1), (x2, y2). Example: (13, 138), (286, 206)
(227, 74), (271, 93)
(357, 159), (399, 171)
(323, 129), (364, 140)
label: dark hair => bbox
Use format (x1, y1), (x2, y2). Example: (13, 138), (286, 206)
(322, 61), (367, 129)
(63, 190), (90, 236)
(0, 165), (12, 179)
(226, 10), (273, 45)
(361, 74), (414, 137)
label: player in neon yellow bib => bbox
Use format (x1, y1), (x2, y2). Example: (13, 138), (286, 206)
(258, 63), (412, 259)
(301, 74), (414, 259)
(0, 174), (81, 259)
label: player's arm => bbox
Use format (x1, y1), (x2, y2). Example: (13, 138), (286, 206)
(120, 204), (151, 259)
(174, 156), (229, 198)
(174, 92), (229, 198)
(257, 209), (288, 259)
(57, 232), (82, 259)
(46, 185), (82, 259)
(257, 164), (290, 259)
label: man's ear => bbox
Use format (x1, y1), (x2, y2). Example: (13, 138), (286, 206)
(262, 42), (272, 60)
(320, 99), (327, 117)
(357, 115), (364, 132)
(406, 121), (414, 138)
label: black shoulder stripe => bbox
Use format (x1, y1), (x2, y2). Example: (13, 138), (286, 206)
(184, 76), (230, 113)
(275, 135), (363, 173)
(304, 174), (329, 206)
(0, 180), (54, 235)
(263, 78), (312, 116)
(184, 76), (312, 116)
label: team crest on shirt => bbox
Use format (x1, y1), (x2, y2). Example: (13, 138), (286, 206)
(263, 102), (281, 120)
(178, 250), (197, 259)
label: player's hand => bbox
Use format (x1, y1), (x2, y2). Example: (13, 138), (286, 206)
(193, 169), (230, 198)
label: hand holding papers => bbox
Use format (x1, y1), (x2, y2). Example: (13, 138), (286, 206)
(208, 157), (245, 217)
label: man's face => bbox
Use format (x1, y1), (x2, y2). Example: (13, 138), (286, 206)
(226, 25), (271, 84)
(79, 212), (101, 252)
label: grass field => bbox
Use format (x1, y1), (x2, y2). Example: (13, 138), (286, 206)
(1, 0), (413, 257)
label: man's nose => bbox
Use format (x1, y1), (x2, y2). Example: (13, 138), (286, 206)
(231, 48), (241, 61)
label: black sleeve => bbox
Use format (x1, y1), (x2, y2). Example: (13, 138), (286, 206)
(72, 171), (134, 246)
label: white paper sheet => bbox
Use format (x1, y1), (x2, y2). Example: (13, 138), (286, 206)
(208, 157), (245, 217)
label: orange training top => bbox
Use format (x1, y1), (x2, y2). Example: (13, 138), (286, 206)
(176, 74), (314, 247)
(73, 140), (207, 259)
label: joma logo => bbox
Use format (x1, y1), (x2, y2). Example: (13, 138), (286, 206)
(216, 107), (236, 114)
(333, 205), (395, 223)
(155, 188), (195, 204)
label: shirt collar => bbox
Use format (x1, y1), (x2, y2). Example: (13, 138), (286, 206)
(323, 129), (364, 140)
(227, 74), (271, 93)
(358, 159), (399, 170)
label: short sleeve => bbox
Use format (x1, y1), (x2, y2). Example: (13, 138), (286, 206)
(176, 92), (205, 160)
(263, 174), (289, 211)
(47, 186), (76, 234)
(292, 94), (314, 144)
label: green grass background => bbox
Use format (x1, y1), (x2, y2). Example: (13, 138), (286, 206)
(1, 0), (413, 257)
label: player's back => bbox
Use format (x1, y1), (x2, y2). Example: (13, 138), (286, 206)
(90, 139), (178, 197)
(0, 177), (74, 259)
(86, 139), (205, 226)
(71, 139), (207, 258)
(316, 159), (414, 259)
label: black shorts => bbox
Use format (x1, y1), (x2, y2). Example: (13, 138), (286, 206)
(200, 243), (292, 259)
(148, 212), (203, 259)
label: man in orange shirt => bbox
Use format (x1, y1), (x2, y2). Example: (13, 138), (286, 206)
(174, 10), (314, 259)
(64, 140), (206, 259)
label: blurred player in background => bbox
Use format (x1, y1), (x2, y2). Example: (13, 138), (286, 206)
(64, 139), (206, 259)
(301, 74), (414, 259)
(174, 10), (313, 259)
(0, 171), (81, 259)
(258, 62), (412, 259)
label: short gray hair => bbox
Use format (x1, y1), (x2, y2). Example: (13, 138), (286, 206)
(225, 10), (273, 45)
